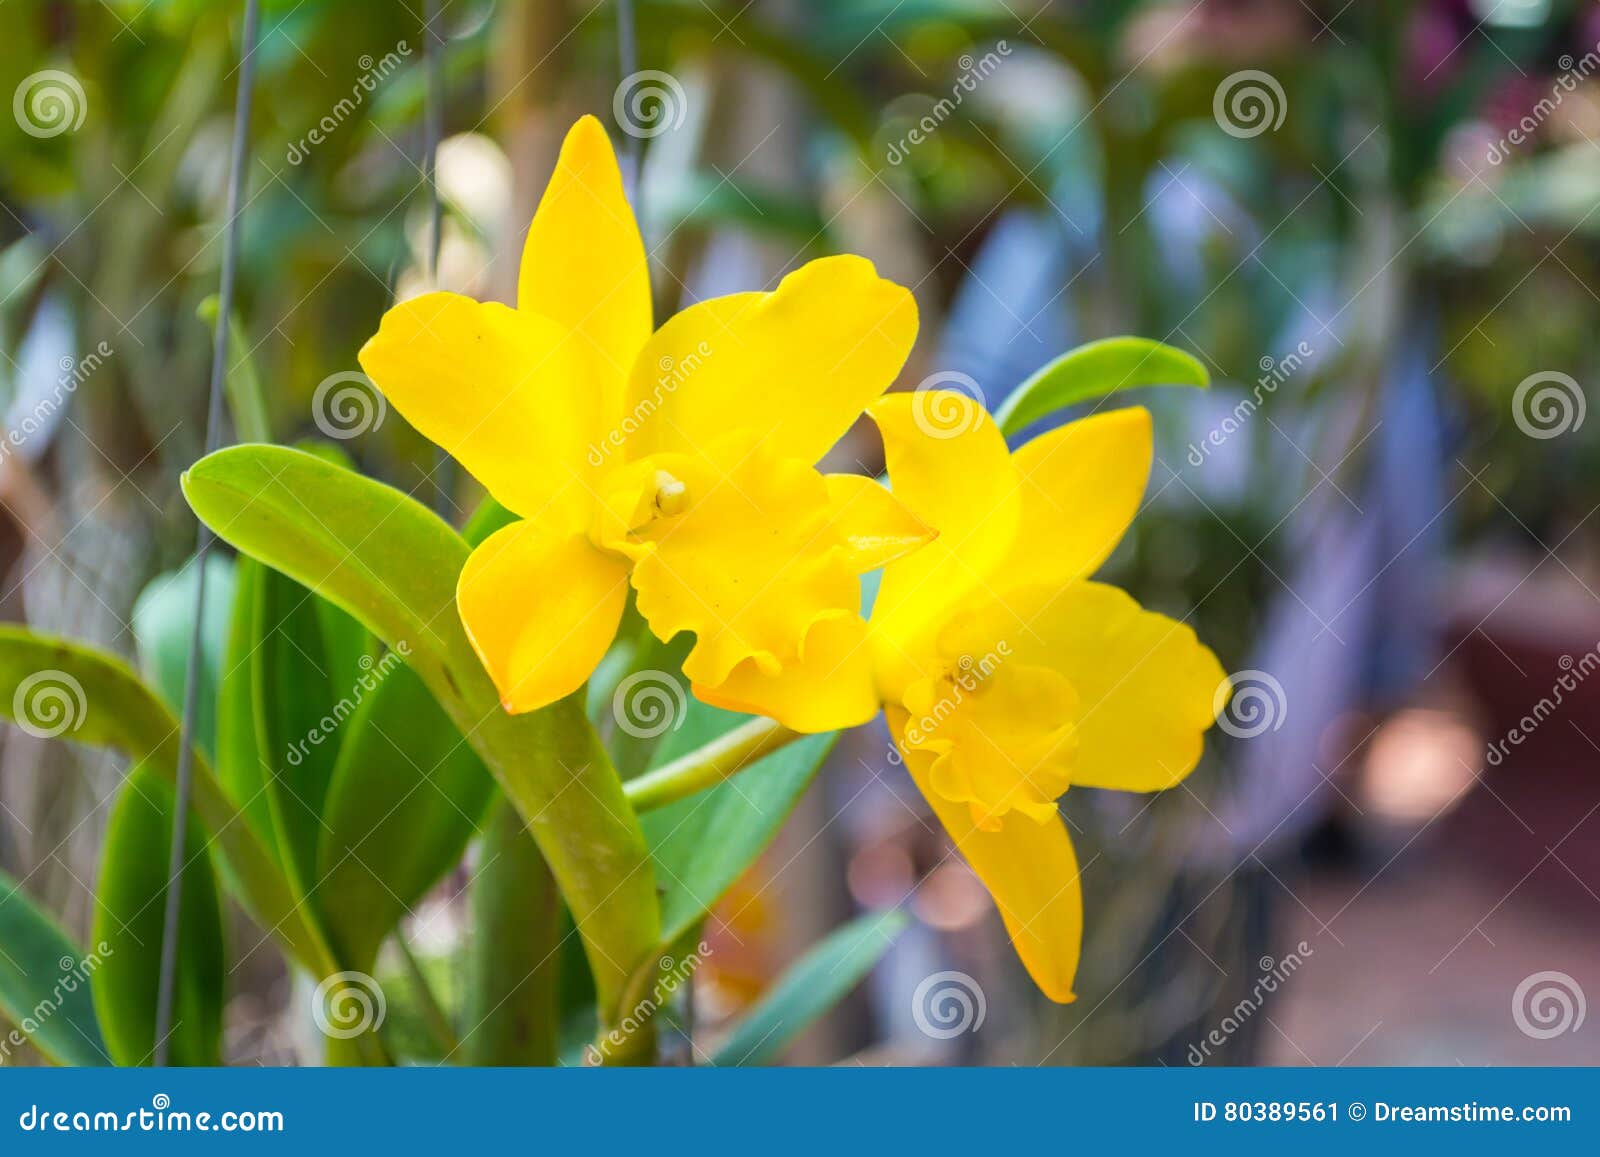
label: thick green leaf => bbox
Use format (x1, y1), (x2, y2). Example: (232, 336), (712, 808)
(463, 797), (560, 1065)
(641, 702), (835, 947)
(992, 337), (1209, 435)
(182, 445), (659, 1020)
(91, 763), (225, 1067)
(0, 868), (110, 1066)
(183, 446), (470, 710)
(711, 909), (908, 1066)
(0, 628), (333, 976)
(215, 445), (370, 885)
(316, 660), (494, 972)
(251, 564), (369, 897)
(214, 557), (280, 856)
(130, 553), (234, 763)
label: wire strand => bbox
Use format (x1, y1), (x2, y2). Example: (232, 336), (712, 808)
(154, 0), (262, 1067)
(617, 0), (642, 197)
(424, 0), (452, 519)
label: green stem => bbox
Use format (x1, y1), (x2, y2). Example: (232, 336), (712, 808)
(468, 687), (657, 1029)
(323, 1029), (391, 1067)
(394, 934), (460, 1059)
(624, 718), (801, 812)
(463, 796), (561, 1065)
(585, 960), (664, 1067)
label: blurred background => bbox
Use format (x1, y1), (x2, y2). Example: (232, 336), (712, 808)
(1, 0), (1598, 1065)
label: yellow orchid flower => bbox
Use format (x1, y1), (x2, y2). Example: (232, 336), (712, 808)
(358, 116), (931, 715)
(700, 393), (1227, 1002)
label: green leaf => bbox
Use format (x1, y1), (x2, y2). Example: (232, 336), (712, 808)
(0, 630), (180, 760)
(316, 660), (494, 972)
(250, 564), (370, 897)
(216, 436), (372, 875)
(711, 909), (908, 1066)
(992, 337), (1209, 435)
(130, 553), (235, 763)
(0, 868), (110, 1066)
(213, 557), (280, 856)
(0, 627), (334, 976)
(182, 446), (467, 704)
(641, 702), (835, 947)
(181, 445), (659, 1021)
(91, 763), (225, 1067)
